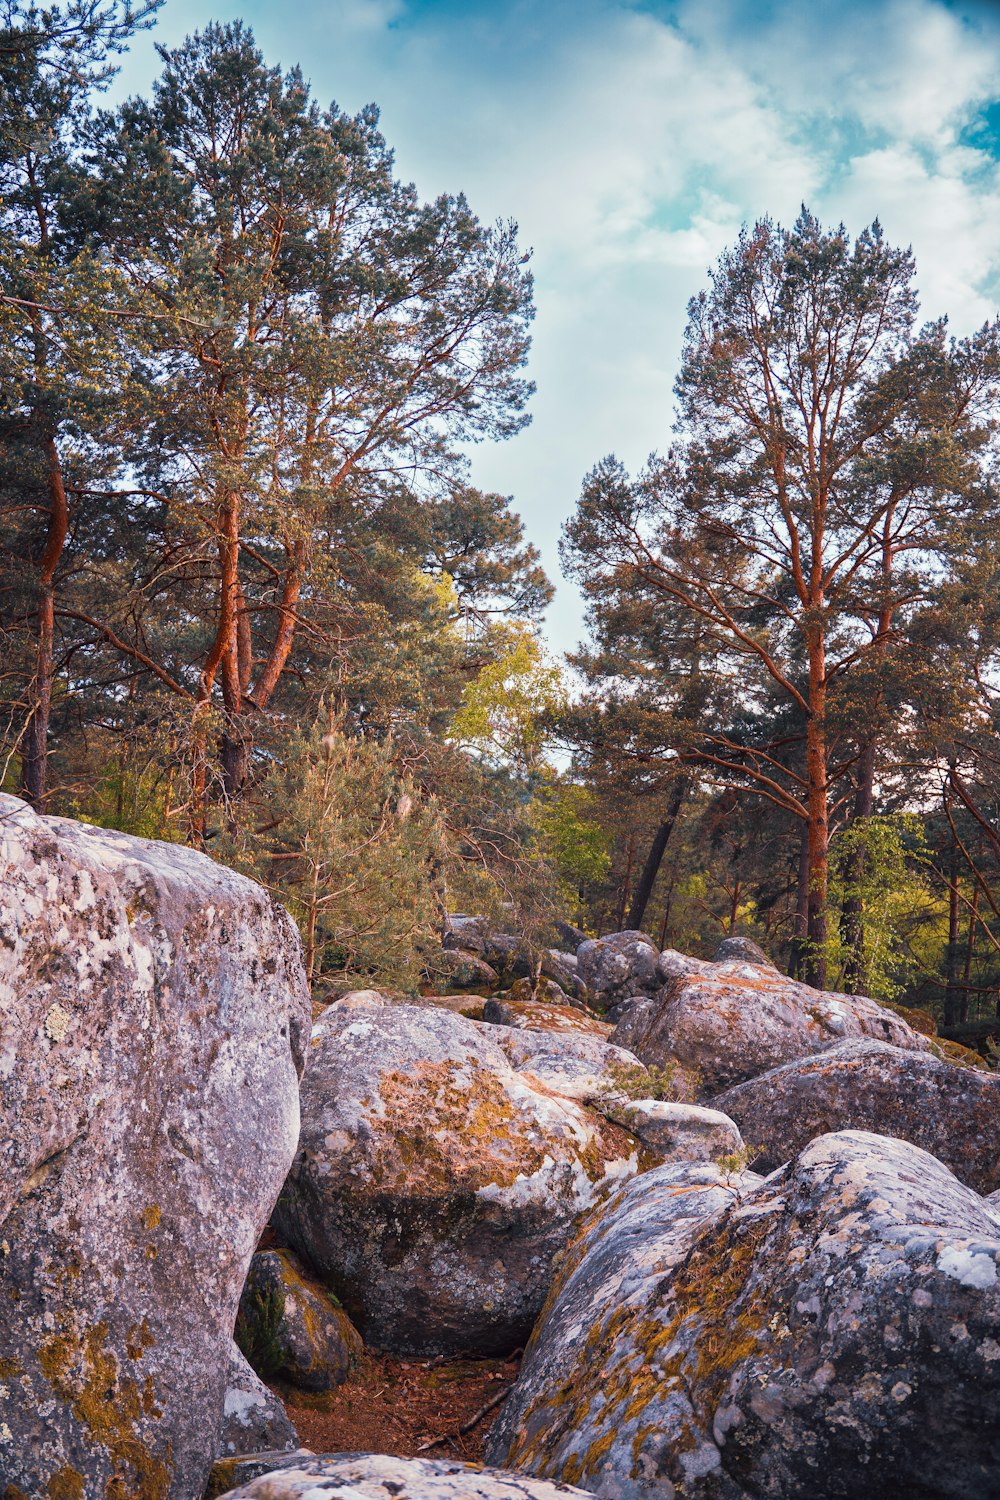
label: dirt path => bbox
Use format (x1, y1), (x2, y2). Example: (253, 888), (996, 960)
(277, 1349), (521, 1462)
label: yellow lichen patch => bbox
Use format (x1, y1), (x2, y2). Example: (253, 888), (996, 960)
(141, 1205), (161, 1232)
(375, 1059), (549, 1193)
(38, 1318), (170, 1499)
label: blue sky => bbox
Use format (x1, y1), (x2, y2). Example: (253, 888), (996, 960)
(115, 0), (1000, 655)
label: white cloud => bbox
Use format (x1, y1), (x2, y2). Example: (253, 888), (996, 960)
(113, 0), (1000, 653)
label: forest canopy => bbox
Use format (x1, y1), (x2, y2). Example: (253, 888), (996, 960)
(4, 1), (1000, 1038)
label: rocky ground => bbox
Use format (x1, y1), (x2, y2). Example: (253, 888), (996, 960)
(3, 793), (1000, 1499)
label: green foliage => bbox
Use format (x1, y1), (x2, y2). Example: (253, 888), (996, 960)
(451, 626), (566, 774)
(532, 776), (612, 906)
(229, 713), (447, 988)
(234, 1281), (286, 1382)
(828, 815), (932, 1001)
(596, 1058), (696, 1110)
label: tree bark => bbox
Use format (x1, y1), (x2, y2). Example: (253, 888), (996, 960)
(789, 820), (810, 980)
(626, 777), (687, 932)
(944, 841), (962, 1029)
(20, 434), (69, 811)
(841, 742), (876, 993)
(804, 647), (829, 988)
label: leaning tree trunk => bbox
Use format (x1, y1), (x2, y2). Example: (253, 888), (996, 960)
(789, 821), (810, 980)
(21, 435), (68, 811)
(626, 776), (687, 932)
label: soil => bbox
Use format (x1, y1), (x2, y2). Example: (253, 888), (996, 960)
(275, 1348), (522, 1463)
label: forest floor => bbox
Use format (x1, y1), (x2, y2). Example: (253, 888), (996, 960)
(275, 1348), (521, 1462)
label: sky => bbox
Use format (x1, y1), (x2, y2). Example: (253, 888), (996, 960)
(113, 0), (1000, 656)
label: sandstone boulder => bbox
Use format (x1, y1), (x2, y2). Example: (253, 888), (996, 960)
(0, 793), (310, 1500)
(490, 1029), (650, 1103)
(656, 948), (715, 983)
(430, 948), (500, 990)
(442, 913), (488, 954)
(206, 1450), (316, 1500)
(715, 1038), (1000, 1193)
(609, 1100), (744, 1164)
(273, 1004), (644, 1355)
(577, 930), (660, 1015)
(711, 935), (776, 968)
(214, 1453), (595, 1498)
(483, 995), (611, 1037)
(488, 1131), (1000, 1499)
(624, 961), (931, 1093)
(236, 1249), (362, 1391)
(217, 1344), (300, 1459)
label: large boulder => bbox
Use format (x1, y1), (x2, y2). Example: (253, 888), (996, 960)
(490, 1028), (651, 1103)
(711, 935), (776, 968)
(0, 794), (310, 1499)
(236, 1249), (362, 1391)
(488, 1131), (1000, 1499)
(429, 948), (500, 991)
(273, 1004), (644, 1355)
(217, 1344), (300, 1459)
(715, 1038), (1000, 1193)
(483, 995), (611, 1037)
(214, 1453), (595, 1498)
(577, 930), (660, 1015)
(621, 961), (931, 1093)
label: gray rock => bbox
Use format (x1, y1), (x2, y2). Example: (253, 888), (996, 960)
(715, 1038), (1000, 1192)
(213, 1453), (595, 1498)
(656, 948), (714, 983)
(237, 1250), (362, 1391)
(711, 935), (777, 968)
(554, 918), (589, 950)
(273, 1004), (644, 1355)
(491, 1029), (647, 1103)
(483, 994), (611, 1037)
(607, 993), (660, 1053)
(206, 1450), (316, 1498)
(486, 1160), (757, 1496)
(578, 931), (660, 1013)
(429, 948), (500, 990)
(488, 1130), (1000, 1498)
(217, 1343), (300, 1458)
(0, 793), (310, 1500)
(630, 960), (931, 1093)
(442, 913), (487, 955)
(608, 1100), (744, 1164)
(332, 988), (391, 1009)
(540, 948), (581, 995)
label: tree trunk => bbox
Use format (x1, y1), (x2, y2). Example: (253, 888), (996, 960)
(804, 671), (829, 988)
(20, 435), (69, 811)
(626, 777), (686, 932)
(616, 829), (636, 930)
(841, 742), (876, 993)
(789, 821), (810, 980)
(943, 844), (962, 1029)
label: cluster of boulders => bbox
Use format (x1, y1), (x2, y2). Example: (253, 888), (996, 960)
(4, 791), (1000, 1500)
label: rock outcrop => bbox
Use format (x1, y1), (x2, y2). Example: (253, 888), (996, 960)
(620, 960), (931, 1093)
(711, 935), (776, 968)
(214, 1453), (595, 1498)
(273, 1003), (644, 1355)
(488, 1130), (1000, 1498)
(715, 1038), (1000, 1193)
(217, 1344), (300, 1459)
(489, 1029), (651, 1103)
(577, 931), (660, 1016)
(483, 995), (611, 1036)
(236, 1249), (362, 1390)
(0, 794), (310, 1500)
